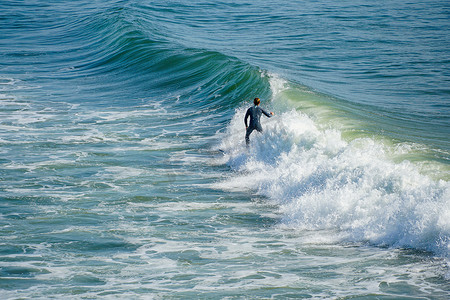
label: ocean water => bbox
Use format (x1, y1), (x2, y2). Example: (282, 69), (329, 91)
(1, 0), (449, 299)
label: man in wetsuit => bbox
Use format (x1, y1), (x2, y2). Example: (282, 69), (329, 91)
(244, 97), (274, 146)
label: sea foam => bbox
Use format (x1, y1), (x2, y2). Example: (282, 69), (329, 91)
(216, 76), (450, 258)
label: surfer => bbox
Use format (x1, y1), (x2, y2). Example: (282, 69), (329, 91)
(244, 97), (274, 146)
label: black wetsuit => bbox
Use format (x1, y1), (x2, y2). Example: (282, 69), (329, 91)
(244, 105), (272, 145)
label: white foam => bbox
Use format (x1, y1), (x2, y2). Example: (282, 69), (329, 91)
(100, 166), (149, 180)
(73, 105), (170, 124)
(215, 81), (450, 258)
(0, 77), (40, 91)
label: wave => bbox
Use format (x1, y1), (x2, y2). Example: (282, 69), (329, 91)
(0, 0), (272, 112)
(72, 7), (274, 111)
(215, 74), (450, 258)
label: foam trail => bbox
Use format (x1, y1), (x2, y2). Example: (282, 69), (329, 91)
(216, 75), (450, 258)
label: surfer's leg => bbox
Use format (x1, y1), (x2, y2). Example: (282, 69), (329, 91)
(245, 127), (253, 146)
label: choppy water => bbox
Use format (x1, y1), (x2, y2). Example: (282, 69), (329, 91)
(1, 0), (449, 299)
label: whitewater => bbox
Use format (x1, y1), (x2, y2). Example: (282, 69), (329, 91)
(217, 75), (449, 257)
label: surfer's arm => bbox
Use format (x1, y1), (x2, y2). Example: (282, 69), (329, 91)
(244, 109), (250, 128)
(261, 108), (274, 118)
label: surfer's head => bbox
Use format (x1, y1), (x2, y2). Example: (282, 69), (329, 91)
(254, 98), (260, 105)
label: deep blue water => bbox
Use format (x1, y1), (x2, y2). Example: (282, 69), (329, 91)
(1, 0), (449, 298)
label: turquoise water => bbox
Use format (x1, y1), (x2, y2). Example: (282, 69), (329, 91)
(1, 0), (449, 298)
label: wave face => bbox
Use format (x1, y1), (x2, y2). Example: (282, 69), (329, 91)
(0, 0), (270, 109)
